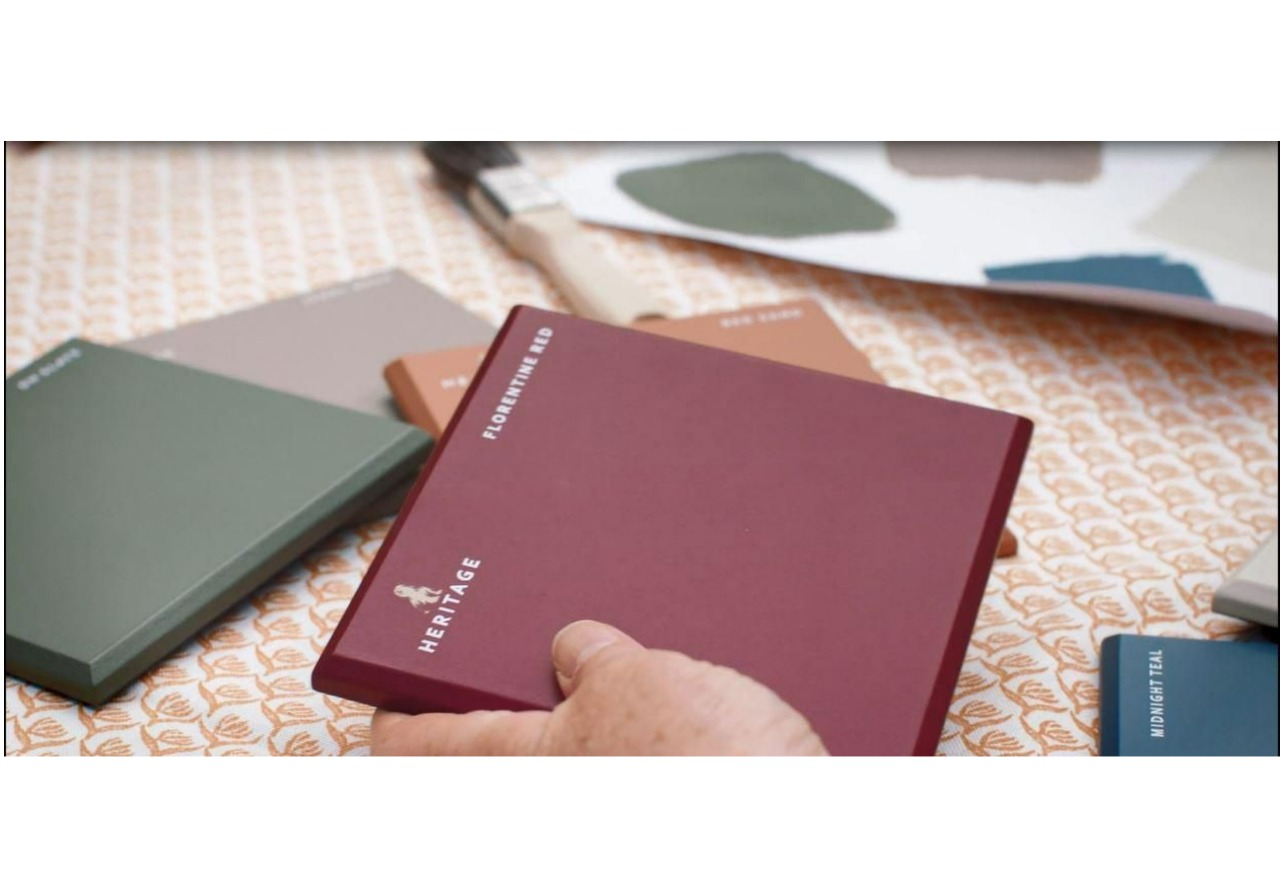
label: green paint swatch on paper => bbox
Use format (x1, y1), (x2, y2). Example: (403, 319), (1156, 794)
(616, 151), (895, 238)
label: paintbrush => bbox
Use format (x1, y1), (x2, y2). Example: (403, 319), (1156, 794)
(423, 142), (666, 326)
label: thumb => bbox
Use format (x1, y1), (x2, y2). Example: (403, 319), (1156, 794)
(551, 619), (645, 697)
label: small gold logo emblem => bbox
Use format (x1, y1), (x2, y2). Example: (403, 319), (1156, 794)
(394, 584), (444, 610)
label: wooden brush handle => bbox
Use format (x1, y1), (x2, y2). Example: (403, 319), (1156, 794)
(503, 206), (665, 326)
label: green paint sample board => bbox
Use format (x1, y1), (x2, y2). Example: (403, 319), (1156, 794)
(4, 340), (432, 704)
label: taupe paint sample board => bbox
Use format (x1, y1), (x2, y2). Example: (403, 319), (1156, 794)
(125, 269), (496, 420)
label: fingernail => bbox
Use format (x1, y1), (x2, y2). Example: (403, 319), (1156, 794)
(552, 620), (621, 681)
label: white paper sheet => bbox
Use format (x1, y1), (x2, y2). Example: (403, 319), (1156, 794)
(554, 143), (1278, 333)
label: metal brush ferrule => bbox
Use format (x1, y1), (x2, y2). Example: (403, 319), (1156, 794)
(475, 165), (563, 219)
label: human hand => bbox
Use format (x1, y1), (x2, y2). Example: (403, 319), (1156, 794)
(370, 619), (827, 756)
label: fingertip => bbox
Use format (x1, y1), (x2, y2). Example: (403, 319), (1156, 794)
(551, 620), (642, 694)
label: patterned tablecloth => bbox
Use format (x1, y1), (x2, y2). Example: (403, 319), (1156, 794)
(4, 143), (1276, 756)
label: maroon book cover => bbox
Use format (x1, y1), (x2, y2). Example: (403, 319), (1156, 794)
(313, 306), (1032, 755)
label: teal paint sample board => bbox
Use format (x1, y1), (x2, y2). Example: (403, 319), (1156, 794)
(1100, 634), (1278, 756)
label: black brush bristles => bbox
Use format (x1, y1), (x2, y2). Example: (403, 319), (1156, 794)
(422, 142), (522, 195)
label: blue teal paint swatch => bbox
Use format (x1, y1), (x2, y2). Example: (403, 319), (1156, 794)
(1100, 635), (1278, 756)
(985, 254), (1214, 300)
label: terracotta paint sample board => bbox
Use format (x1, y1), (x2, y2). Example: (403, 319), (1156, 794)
(384, 300), (1018, 557)
(384, 344), (493, 439)
(315, 307), (1033, 755)
(387, 301), (882, 436)
(5, 340), (431, 705)
(637, 301), (881, 378)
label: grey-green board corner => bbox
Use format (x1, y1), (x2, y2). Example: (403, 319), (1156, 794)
(5, 339), (431, 704)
